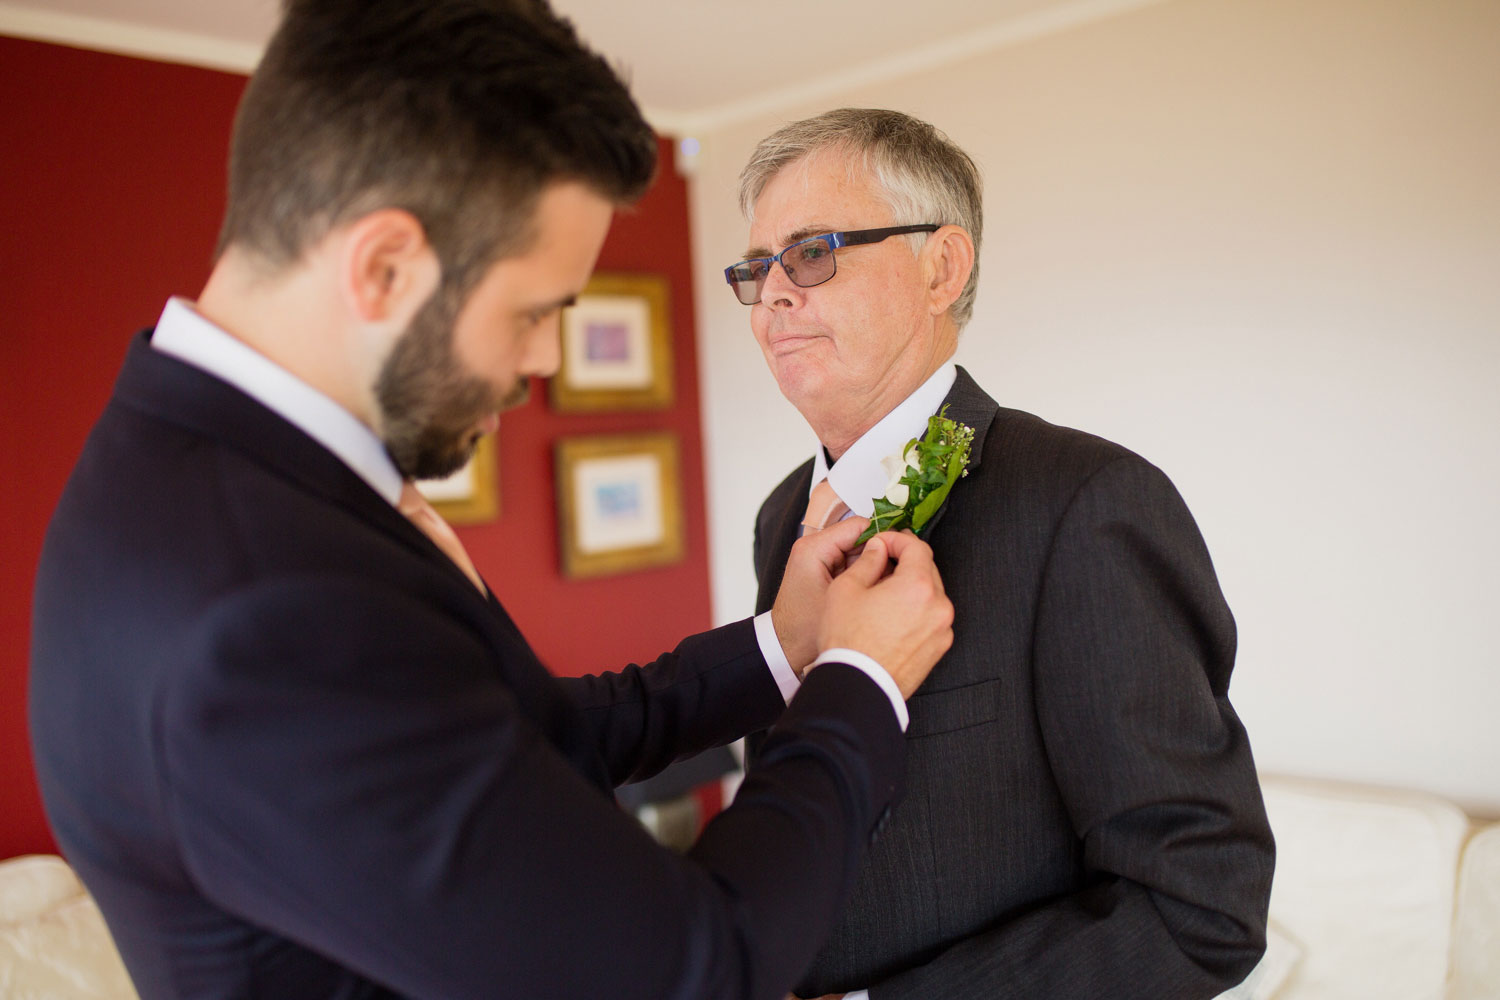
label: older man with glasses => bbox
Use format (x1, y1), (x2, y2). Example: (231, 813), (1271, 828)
(730, 107), (1276, 1000)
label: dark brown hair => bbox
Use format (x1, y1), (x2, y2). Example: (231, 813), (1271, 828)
(217, 0), (657, 295)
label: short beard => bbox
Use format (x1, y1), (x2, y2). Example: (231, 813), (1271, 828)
(374, 285), (523, 480)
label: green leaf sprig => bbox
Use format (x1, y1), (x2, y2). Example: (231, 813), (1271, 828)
(856, 406), (974, 545)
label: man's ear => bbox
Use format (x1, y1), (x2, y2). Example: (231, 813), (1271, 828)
(340, 208), (440, 324)
(921, 225), (976, 317)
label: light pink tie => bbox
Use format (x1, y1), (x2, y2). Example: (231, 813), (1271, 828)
(802, 479), (851, 532)
(399, 482), (487, 594)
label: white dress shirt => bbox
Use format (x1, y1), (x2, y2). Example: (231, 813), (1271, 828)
(812, 363), (958, 519)
(761, 362), (958, 735)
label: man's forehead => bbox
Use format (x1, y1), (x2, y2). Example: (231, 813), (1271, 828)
(745, 151), (885, 254)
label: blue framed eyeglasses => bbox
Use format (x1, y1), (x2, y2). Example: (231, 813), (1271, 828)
(724, 224), (941, 305)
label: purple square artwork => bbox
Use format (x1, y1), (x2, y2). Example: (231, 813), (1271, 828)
(584, 321), (631, 363)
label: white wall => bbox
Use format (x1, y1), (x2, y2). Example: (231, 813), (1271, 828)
(689, 0), (1500, 811)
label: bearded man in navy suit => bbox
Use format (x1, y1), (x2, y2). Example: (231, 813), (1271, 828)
(28, 7), (958, 999)
(726, 108), (1276, 1000)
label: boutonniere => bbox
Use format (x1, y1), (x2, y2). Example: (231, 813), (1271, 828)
(857, 406), (975, 544)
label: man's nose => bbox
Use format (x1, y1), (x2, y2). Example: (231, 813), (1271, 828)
(758, 259), (805, 308)
(523, 317), (562, 377)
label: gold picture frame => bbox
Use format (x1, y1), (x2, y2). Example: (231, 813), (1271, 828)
(550, 273), (674, 412)
(556, 432), (684, 578)
(414, 434), (499, 524)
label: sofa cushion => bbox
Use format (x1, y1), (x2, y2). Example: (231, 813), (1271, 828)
(1215, 920), (1303, 1000)
(0, 855), (140, 999)
(0, 855), (83, 924)
(1259, 776), (1469, 1000)
(1448, 821), (1500, 1000)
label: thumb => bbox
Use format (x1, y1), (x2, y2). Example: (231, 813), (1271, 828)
(841, 535), (887, 588)
(800, 516), (867, 573)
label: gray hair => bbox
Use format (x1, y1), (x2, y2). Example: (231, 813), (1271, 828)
(738, 108), (983, 328)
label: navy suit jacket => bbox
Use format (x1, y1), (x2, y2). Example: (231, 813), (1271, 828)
(30, 331), (906, 1000)
(753, 367), (1275, 999)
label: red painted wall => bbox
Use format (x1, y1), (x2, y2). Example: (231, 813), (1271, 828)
(0, 36), (712, 858)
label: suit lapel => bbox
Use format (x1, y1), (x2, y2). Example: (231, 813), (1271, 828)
(119, 331), (485, 592)
(755, 367), (999, 591)
(754, 461), (814, 615)
(914, 366), (999, 541)
(118, 333), (616, 791)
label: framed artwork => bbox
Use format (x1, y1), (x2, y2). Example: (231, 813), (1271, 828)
(414, 433), (499, 524)
(555, 432), (684, 578)
(550, 273), (674, 412)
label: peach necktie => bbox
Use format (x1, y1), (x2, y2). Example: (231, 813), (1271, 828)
(398, 482), (487, 594)
(802, 478), (851, 532)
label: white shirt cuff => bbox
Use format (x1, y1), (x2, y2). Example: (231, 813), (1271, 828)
(845, 991), (871, 1000)
(811, 648), (908, 732)
(753, 611), (800, 704)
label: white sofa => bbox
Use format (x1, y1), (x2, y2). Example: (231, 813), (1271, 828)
(4, 774), (1498, 999)
(1225, 775), (1500, 1000)
(0, 853), (137, 999)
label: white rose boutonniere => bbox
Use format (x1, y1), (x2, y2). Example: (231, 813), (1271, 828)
(878, 443), (922, 508)
(857, 406), (975, 545)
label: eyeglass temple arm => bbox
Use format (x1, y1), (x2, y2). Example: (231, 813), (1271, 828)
(837, 224), (942, 248)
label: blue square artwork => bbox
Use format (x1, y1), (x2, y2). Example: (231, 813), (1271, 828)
(594, 481), (641, 520)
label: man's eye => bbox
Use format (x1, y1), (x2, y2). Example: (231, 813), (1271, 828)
(800, 245), (829, 261)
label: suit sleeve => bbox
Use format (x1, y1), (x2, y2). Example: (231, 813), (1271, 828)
(160, 577), (904, 1000)
(556, 618), (786, 787)
(753, 497), (769, 584)
(869, 456), (1274, 1000)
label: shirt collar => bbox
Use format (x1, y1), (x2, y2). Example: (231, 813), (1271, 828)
(811, 363), (958, 517)
(149, 297), (405, 506)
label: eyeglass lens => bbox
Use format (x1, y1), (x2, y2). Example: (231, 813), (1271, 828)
(729, 238), (838, 305)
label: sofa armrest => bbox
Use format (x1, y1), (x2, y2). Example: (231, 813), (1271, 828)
(1448, 822), (1500, 1000)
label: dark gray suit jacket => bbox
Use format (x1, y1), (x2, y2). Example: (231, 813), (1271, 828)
(753, 367), (1274, 999)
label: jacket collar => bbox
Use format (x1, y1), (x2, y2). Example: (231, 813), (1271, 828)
(914, 365), (999, 539)
(753, 365), (1000, 611)
(114, 330), (448, 578)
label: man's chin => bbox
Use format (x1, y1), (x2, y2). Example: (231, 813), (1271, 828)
(408, 448), (474, 483)
(387, 386), (524, 481)
(388, 429), (481, 482)
(771, 363), (828, 412)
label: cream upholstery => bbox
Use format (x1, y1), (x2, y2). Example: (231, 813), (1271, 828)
(0, 855), (138, 999)
(1449, 823), (1500, 1000)
(1258, 776), (1470, 1000)
(1215, 920), (1303, 999)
